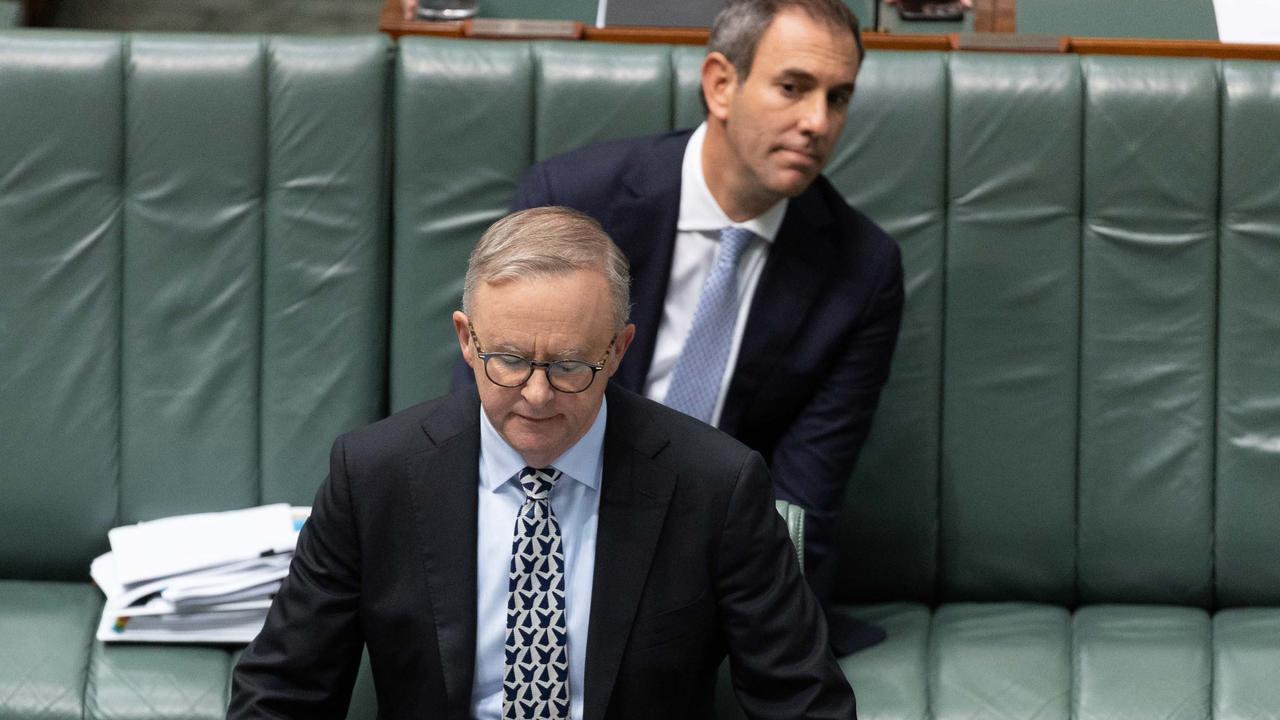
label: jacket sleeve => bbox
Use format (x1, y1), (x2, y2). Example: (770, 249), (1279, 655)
(226, 436), (364, 720)
(715, 450), (857, 719)
(769, 237), (904, 573)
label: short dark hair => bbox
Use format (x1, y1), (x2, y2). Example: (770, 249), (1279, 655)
(708, 0), (865, 80)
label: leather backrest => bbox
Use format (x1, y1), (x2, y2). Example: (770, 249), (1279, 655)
(1215, 61), (1280, 608)
(836, 53), (1279, 609)
(1076, 56), (1219, 606)
(0, 33), (390, 579)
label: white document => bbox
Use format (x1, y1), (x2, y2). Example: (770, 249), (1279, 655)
(96, 605), (268, 643)
(114, 598), (273, 619)
(93, 552), (285, 643)
(93, 552), (290, 607)
(1215, 0), (1280, 43)
(108, 504), (298, 586)
(92, 505), (310, 643)
(166, 580), (282, 607)
(160, 556), (291, 606)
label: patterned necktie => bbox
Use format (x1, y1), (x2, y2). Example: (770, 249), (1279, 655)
(504, 466), (570, 720)
(663, 226), (757, 423)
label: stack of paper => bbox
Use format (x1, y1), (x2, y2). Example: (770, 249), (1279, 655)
(90, 504), (310, 643)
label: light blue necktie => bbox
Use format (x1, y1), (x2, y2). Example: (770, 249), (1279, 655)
(663, 226), (756, 423)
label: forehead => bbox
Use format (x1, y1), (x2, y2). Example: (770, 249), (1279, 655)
(469, 270), (615, 346)
(751, 9), (859, 83)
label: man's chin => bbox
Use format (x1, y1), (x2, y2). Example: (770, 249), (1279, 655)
(769, 170), (820, 198)
(503, 422), (565, 466)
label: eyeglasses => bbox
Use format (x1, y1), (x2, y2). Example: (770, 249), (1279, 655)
(468, 325), (615, 394)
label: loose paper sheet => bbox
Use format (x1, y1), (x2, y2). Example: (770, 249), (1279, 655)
(107, 504), (297, 586)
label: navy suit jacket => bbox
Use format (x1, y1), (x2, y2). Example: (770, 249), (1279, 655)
(504, 129), (904, 569)
(227, 384), (855, 719)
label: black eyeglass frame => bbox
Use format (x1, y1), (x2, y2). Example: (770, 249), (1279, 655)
(468, 324), (616, 394)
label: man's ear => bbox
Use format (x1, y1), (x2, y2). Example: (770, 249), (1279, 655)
(701, 51), (738, 122)
(607, 323), (638, 377)
(452, 311), (475, 367)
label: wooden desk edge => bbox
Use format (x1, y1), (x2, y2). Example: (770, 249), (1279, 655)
(379, 0), (1280, 61)
(1068, 37), (1280, 61)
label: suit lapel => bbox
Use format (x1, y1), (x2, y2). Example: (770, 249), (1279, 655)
(719, 186), (836, 435)
(582, 386), (676, 720)
(405, 388), (481, 719)
(610, 132), (690, 392)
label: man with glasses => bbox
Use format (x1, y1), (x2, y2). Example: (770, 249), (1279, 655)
(228, 206), (855, 720)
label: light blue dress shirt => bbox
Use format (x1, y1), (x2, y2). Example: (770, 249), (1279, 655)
(470, 398), (606, 720)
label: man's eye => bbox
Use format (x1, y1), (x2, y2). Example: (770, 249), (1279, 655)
(779, 82), (799, 96)
(493, 355), (527, 369)
(550, 361), (592, 376)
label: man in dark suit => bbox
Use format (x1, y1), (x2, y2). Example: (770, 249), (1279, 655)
(502, 0), (904, 618)
(228, 207), (854, 719)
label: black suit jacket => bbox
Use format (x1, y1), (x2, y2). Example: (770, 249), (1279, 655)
(228, 384), (855, 720)
(505, 130), (904, 569)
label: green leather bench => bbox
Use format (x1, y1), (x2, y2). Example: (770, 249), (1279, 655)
(3, 30), (1280, 720)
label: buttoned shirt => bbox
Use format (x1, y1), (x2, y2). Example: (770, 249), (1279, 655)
(470, 397), (607, 720)
(642, 122), (789, 425)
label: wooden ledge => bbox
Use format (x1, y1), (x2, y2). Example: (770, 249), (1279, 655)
(379, 0), (1280, 61)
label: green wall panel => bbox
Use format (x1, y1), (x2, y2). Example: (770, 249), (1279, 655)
(1018, 0), (1218, 41)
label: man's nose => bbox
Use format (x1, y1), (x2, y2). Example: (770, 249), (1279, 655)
(521, 366), (556, 406)
(798, 94), (831, 137)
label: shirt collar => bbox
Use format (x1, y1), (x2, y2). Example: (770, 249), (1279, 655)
(478, 396), (607, 493)
(677, 121), (789, 243)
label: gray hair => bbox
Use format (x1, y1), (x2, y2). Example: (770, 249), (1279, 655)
(708, 0), (865, 80)
(462, 206), (631, 330)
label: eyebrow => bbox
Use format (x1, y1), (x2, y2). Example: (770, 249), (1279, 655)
(487, 342), (588, 361)
(777, 68), (855, 93)
(777, 68), (817, 84)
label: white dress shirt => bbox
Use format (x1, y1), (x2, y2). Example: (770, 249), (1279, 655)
(643, 122), (789, 425)
(470, 398), (606, 720)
